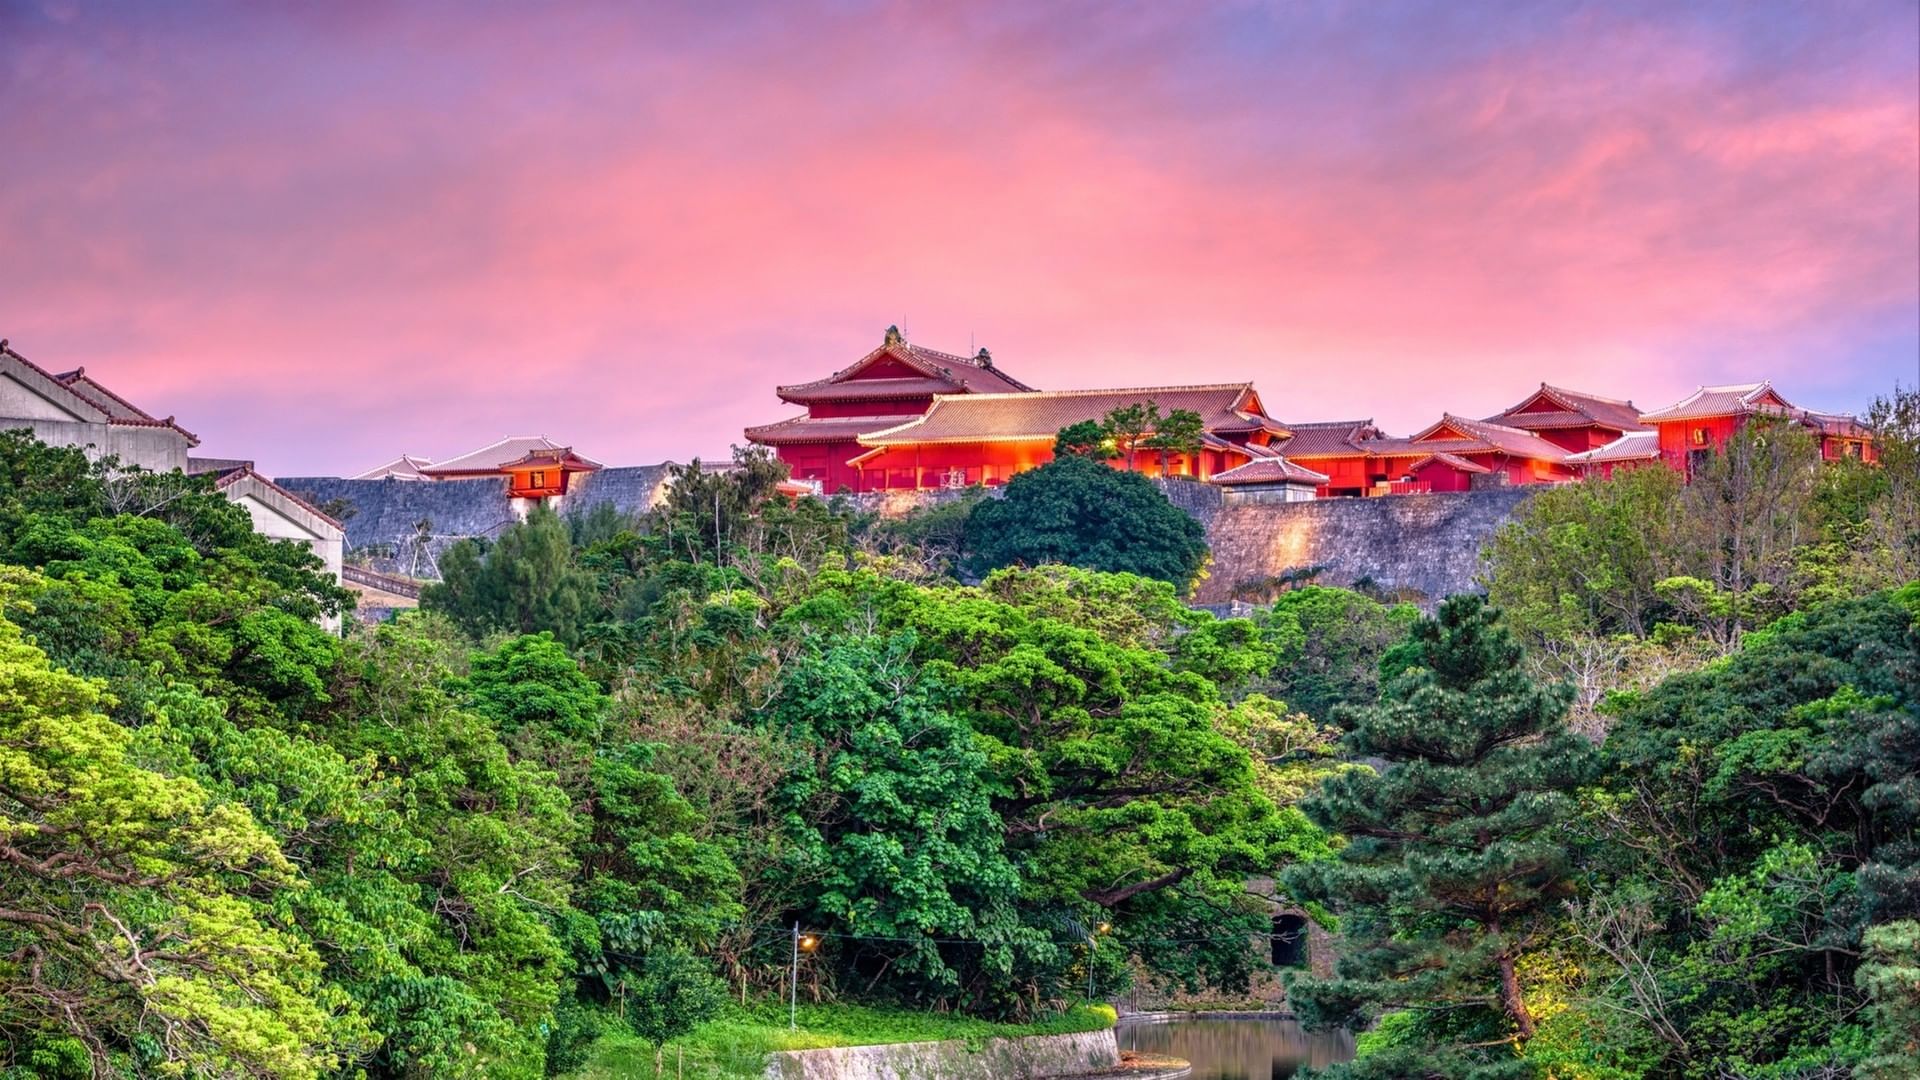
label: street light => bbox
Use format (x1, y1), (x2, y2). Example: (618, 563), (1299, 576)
(790, 925), (818, 1030)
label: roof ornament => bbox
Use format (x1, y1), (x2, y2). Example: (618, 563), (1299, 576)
(975, 347), (993, 368)
(883, 325), (904, 347)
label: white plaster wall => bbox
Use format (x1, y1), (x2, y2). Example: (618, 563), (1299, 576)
(0, 418), (190, 472)
(232, 493), (342, 574)
(231, 492), (345, 631)
(1223, 484), (1319, 505)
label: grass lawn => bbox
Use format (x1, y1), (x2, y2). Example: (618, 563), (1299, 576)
(569, 1001), (1116, 1079)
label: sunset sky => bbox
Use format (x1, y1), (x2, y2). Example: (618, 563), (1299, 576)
(3, 0), (1916, 477)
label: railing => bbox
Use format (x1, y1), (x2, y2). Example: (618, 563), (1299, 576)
(342, 565), (424, 599)
(1379, 480), (1432, 496)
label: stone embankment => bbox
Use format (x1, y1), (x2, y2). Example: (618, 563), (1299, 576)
(278, 464), (675, 576)
(763, 1029), (1156, 1080)
(1192, 487), (1536, 606)
(285, 462), (1533, 605)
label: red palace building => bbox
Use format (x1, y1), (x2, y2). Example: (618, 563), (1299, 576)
(743, 331), (1877, 498)
(1274, 414), (1579, 496)
(746, 328), (1298, 492)
(848, 383), (1293, 490)
(1636, 381), (1876, 474)
(744, 326), (1037, 492)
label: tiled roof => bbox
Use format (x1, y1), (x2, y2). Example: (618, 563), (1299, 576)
(1800, 410), (1871, 438)
(1211, 434), (1281, 458)
(420, 436), (575, 476)
(1403, 415), (1571, 462)
(1210, 457), (1329, 486)
(351, 454), (436, 481)
(779, 376), (975, 402)
(499, 447), (603, 471)
(54, 368), (157, 421)
(776, 332), (1037, 402)
(1565, 431), (1661, 465)
(1407, 451), (1492, 474)
(0, 349), (200, 445)
(856, 384), (1286, 446)
(744, 413), (920, 445)
(1487, 384), (1648, 433)
(1273, 420), (1383, 459)
(1639, 382), (1794, 422)
(213, 466), (346, 532)
(102, 415), (202, 443)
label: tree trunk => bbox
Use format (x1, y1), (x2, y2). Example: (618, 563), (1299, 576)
(1496, 951), (1535, 1039)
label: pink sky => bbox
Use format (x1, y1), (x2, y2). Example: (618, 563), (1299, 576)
(2, 1), (1916, 476)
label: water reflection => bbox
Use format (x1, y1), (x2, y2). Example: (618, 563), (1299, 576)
(1119, 1015), (1354, 1080)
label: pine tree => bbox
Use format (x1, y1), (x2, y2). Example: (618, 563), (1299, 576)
(1284, 596), (1597, 1072)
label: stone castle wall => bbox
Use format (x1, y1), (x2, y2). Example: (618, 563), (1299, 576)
(1192, 488), (1536, 605)
(282, 466), (1528, 603)
(278, 464), (674, 575)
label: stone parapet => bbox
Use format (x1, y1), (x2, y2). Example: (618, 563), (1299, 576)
(763, 1028), (1120, 1080)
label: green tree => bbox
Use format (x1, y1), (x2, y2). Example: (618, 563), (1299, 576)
(961, 455), (1208, 589)
(0, 430), (102, 543)
(1664, 419), (1822, 649)
(856, 488), (987, 580)
(579, 741), (742, 1014)
(456, 630), (608, 778)
(622, 950), (727, 1074)
(1142, 407), (1205, 476)
(423, 504), (596, 644)
(1285, 597), (1597, 1070)
(1251, 586), (1419, 724)
(1100, 401), (1160, 470)
(1052, 420), (1115, 459)
(1803, 385), (1920, 601)
(788, 565), (1323, 1009)
(771, 634), (1032, 1003)
(1483, 465), (1684, 641)
(1858, 920), (1920, 1079)
(1567, 587), (1920, 1076)
(0, 575), (370, 1079)
(331, 618), (586, 1078)
(649, 447), (855, 587)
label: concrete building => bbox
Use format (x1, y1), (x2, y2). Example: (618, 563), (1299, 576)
(0, 340), (345, 617)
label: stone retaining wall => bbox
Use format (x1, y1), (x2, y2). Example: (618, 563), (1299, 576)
(277, 464), (675, 576)
(1193, 488), (1536, 606)
(278, 465), (1530, 602)
(763, 1028), (1119, 1080)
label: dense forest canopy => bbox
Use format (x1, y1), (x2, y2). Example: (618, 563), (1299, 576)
(1, 386), (1915, 1080)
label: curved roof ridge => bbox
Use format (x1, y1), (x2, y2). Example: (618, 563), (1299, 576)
(1441, 412), (1531, 436)
(1286, 418), (1374, 429)
(1540, 382), (1637, 408)
(927, 382), (1252, 402)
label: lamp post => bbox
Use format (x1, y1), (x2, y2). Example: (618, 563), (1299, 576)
(1088, 922), (1111, 1002)
(790, 924), (817, 1030)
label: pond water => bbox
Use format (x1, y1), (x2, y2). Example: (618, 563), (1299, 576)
(1117, 1015), (1355, 1080)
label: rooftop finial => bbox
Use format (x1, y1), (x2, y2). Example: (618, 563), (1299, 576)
(975, 347), (992, 368)
(883, 325), (903, 347)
